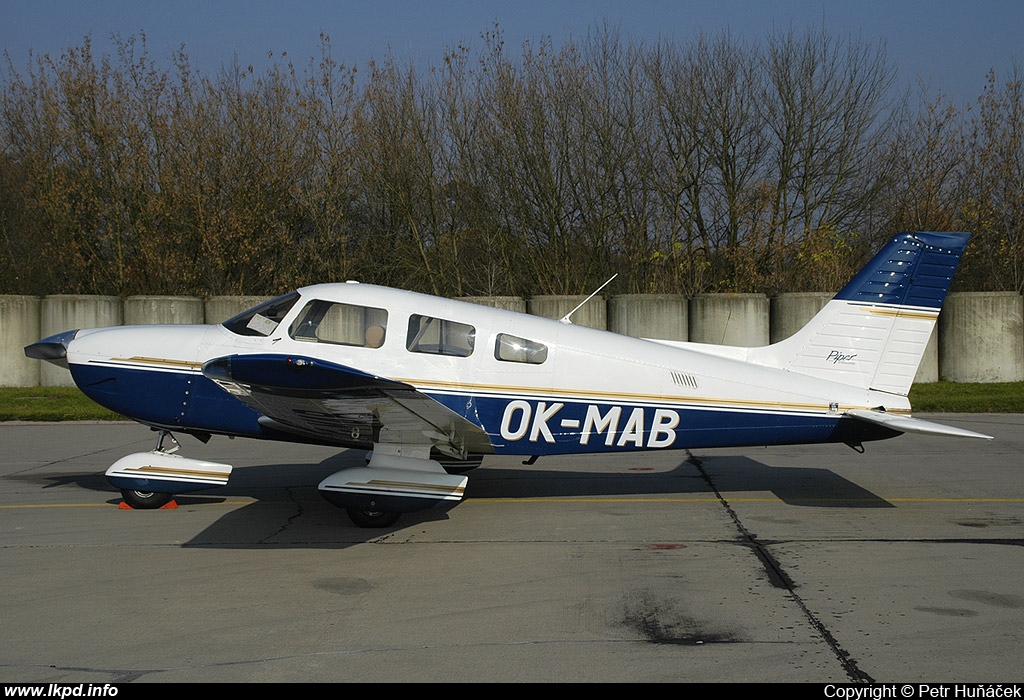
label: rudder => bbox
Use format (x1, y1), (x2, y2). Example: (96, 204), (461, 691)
(750, 232), (971, 395)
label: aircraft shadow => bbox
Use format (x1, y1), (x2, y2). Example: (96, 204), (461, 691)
(26, 449), (890, 549)
(465, 454), (892, 508)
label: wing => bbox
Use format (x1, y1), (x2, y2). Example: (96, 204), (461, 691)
(845, 408), (993, 440)
(202, 354), (492, 458)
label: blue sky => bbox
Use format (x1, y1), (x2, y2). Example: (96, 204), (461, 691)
(2, 1), (1021, 105)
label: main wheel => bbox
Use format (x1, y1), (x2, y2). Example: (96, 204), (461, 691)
(120, 489), (173, 510)
(346, 508), (401, 528)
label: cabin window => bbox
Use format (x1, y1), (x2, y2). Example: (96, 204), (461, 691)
(222, 292), (300, 337)
(407, 315), (475, 357)
(289, 300), (388, 347)
(495, 333), (548, 364)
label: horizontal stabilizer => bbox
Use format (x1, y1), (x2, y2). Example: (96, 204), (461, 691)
(845, 409), (993, 440)
(105, 451), (233, 493)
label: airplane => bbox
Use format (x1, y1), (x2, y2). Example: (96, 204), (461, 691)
(25, 231), (992, 528)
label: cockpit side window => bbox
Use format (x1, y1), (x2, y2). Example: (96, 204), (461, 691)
(289, 300), (388, 347)
(407, 314), (475, 357)
(495, 333), (548, 364)
(222, 292), (300, 337)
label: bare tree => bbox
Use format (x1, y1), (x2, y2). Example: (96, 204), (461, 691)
(1, 25), (1007, 300)
(759, 29), (896, 256)
(885, 85), (969, 232)
(963, 65), (1024, 291)
(643, 39), (714, 296)
(290, 35), (361, 288)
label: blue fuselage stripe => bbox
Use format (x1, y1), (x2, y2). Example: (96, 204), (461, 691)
(71, 363), (263, 435)
(426, 391), (849, 454)
(71, 363), (892, 454)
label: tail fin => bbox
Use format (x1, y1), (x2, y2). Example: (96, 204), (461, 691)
(749, 232), (970, 395)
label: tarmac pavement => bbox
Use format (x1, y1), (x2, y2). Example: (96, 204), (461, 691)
(1, 415), (1022, 683)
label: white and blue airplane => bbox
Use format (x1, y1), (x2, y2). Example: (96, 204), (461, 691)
(25, 231), (992, 527)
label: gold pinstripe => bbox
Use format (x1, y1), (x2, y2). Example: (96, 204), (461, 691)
(865, 307), (939, 320)
(337, 479), (466, 496)
(398, 377), (912, 416)
(116, 465), (231, 480)
(108, 356), (204, 370)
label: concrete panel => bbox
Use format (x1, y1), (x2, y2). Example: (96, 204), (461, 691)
(124, 296), (205, 325)
(40, 295), (123, 387)
(0, 296), (41, 387)
(689, 294), (769, 347)
(913, 327), (939, 384)
(770, 292), (832, 343)
(608, 294), (688, 341)
(527, 295), (606, 330)
(459, 296), (527, 313)
(939, 291), (1024, 382)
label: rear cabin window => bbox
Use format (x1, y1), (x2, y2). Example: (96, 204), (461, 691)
(407, 315), (475, 357)
(495, 333), (548, 364)
(289, 300), (388, 348)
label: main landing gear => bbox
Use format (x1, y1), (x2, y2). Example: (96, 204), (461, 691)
(317, 446), (470, 529)
(345, 508), (402, 528)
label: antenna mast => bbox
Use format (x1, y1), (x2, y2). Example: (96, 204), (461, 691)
(559, 274), (618, 324)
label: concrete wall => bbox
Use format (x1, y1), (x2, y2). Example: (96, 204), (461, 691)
(609, 294), (688, 341)
(4, 291), (1023, 386)
(528, 295), (607, 330)
(770, 292), (833, 343)
(0, 296), (41, 387)
(124, 296), (205, 326)
(460, 296), (527, 313)
(940, 292), (1024, 382)
(689, 293), (770, 346)
(40, 295), (123, 387)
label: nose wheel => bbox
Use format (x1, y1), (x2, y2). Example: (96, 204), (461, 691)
(114, 431), (181, 510)
(119, 488), (174, 510)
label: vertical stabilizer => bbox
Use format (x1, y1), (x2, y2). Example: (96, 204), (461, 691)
(749, 232), (970, 395)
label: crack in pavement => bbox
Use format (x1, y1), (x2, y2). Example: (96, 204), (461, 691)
(687, 450), (875, 683)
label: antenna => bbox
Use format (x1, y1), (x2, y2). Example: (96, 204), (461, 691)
(559, 274), (618, 324)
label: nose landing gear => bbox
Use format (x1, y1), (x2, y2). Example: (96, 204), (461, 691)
(106, 430), (233, 509)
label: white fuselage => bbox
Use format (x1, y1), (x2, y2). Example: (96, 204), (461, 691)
(63, 281), (907, 456)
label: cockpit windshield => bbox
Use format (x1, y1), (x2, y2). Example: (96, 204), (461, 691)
(221, 292), (300, 337)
